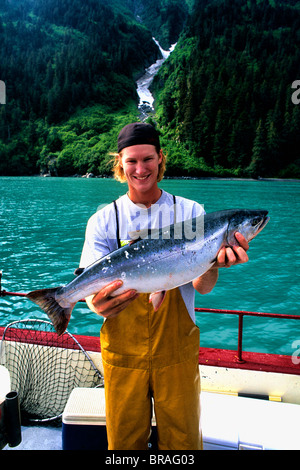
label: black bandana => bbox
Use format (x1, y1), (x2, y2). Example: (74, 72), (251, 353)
(118, 123), (161, 153)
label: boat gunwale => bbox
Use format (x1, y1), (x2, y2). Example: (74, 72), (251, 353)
(0, 327), (299, 376)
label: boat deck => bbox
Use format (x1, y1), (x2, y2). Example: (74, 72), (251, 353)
(4, 390), (300, 451)
(1, 310), (300, 451)
(4, 425), (62, 451)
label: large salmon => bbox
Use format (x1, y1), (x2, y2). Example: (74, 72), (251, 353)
(26, 209), (269, 335)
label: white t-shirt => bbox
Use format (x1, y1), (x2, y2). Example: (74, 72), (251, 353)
(80, 190), (204, 323)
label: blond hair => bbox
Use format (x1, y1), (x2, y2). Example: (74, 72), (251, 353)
(111, 147), (167, 183)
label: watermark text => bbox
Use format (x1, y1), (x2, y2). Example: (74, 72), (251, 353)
(292, 339), (300, 365)
(96, 202), (205, 241)
(291, 80), (300, 105)
(0, 80), (5, 104)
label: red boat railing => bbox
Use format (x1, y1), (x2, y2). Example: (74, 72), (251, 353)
(1, 271), (299, 364)
(195, 307), (300, 363)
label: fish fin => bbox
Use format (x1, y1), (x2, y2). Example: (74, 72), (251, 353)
(26, 288), (74, 336)
(74, 267), (85, 276)
(128, 228), (149, 240)
(150, 291), (166, 311)
(129, 237), (141, 246)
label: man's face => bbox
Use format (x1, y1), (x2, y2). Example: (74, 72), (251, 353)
(120, 144), (162, 195)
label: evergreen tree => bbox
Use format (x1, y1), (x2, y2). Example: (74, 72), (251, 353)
(248, 120), (267, 178)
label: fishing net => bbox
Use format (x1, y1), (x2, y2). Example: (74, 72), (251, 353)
(0, 319), (104, 425)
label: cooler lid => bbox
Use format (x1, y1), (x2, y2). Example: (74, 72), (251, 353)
(62, 387), (106, 425)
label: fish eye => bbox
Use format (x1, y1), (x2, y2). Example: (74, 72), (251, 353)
(251, 217), (261, 226)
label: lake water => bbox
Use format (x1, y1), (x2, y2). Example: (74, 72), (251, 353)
(1, 176), (299, 356)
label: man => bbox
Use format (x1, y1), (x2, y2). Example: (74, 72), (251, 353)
(80, 123), (249, 450)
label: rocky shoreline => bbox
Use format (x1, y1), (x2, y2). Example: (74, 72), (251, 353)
(39, 172), (299, 182)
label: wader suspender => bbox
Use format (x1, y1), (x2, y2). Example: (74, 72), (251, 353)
(113, 195), (177, 248)
(113, 199), (122, 249)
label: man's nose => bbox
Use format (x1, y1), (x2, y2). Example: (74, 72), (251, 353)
(135, 162), (146, 174)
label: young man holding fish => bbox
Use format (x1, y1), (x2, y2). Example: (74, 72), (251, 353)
(80, 123), (250, 450)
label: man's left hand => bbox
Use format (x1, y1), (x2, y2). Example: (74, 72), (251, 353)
(214, 232), (249, 268)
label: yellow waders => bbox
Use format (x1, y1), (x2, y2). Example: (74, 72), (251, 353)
(100, 288), (202, 450)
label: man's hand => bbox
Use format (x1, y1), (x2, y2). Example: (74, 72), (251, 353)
(86, 280), (139, 319)
(214, 232), (249, 268)
(193, 232), (249, 294)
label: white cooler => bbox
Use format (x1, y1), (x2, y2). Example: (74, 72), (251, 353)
(201, 391), (300, 450)
(62, 387), (107, 450)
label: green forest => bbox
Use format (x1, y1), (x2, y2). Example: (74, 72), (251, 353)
(0, 0), (299, 178)
(152, 0), (300, 178)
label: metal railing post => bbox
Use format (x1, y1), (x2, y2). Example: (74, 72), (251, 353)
(237, 314), (244, 363)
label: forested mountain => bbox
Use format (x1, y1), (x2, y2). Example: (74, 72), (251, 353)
(0, 0), (299, 178)
(0, 0), (189, 175)
(120, 0), (192, 49)
(153, 0), (300, 178)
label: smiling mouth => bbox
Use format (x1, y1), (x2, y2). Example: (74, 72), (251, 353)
(134, 175), (150, 180)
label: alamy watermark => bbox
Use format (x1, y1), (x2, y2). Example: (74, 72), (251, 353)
(0, 80), (6, 104)
(291, 80), (300, 105)
(292, 340), (300, 365)
(96, 202), (205, 242)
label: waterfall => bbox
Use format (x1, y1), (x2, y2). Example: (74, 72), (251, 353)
(136, 38), (176, 120)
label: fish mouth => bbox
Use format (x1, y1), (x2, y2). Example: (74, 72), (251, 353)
(251, 212), (270, 240)
(258, 213), (270, 232)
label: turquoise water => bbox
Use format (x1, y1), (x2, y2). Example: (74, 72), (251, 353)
(1, 176), (299, 356)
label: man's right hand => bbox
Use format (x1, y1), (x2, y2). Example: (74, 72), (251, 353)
(86, 280), (139, 319)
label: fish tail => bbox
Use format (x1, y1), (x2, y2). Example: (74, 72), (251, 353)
(26, 288), (74, 336)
